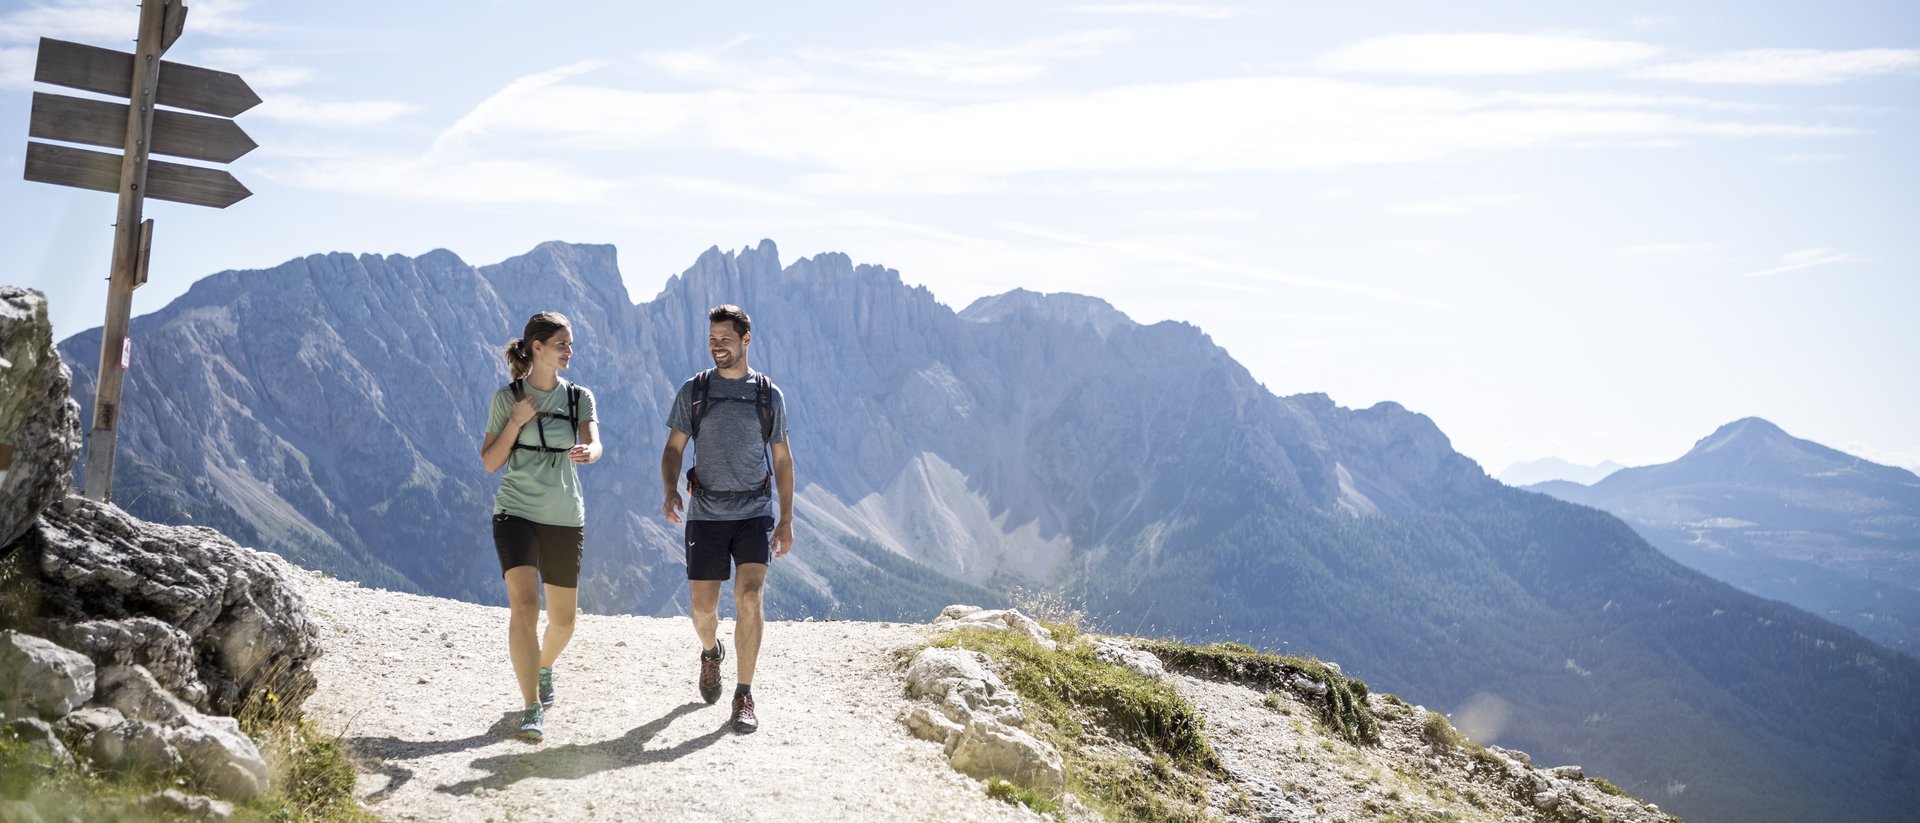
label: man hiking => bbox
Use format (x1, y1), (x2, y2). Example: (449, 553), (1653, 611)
(661, 304), (795, 733)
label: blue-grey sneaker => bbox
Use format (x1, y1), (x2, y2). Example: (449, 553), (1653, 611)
(539, 666), (555, 708)
(519, 704), (545, 743)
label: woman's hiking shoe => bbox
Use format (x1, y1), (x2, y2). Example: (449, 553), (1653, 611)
(699, 641), (726, 704)
(731, 694), (758, 733)
(538, 666), (555, 708)
(518, 705), (545, 743)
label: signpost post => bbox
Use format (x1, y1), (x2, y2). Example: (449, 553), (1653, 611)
(18, 0), (259, 501)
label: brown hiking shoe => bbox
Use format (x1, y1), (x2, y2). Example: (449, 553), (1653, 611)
(731, 694), (758, 733)
(699, 640), (726, 704)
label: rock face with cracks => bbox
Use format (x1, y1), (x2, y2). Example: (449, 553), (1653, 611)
(0, 324), (315, 804)
(0, 287), (81, 550)
(10, 496), (322, 717)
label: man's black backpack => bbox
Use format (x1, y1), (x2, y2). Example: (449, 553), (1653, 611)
(508, 378), (582, 460)
(686, 369), (775, 500)
(688, 369), (774, 443)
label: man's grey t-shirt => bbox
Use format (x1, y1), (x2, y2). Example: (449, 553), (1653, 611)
(666, 369), (788, 521)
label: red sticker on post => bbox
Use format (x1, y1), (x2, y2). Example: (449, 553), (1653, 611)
(121, 336), (131, 370)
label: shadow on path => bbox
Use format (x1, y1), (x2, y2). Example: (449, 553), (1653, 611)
(435, 701), (725, 796)
(349, 713), (522, 802)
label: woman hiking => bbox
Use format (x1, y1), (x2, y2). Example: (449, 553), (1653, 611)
(480, 311), (601, 742)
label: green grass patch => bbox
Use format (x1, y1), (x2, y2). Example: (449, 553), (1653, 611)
(931, 628), (1220, 822)
(1589, 776), (1629, 797)
(237, 689), (377, 823)
(0, 688), (378, 822)
(1421, 711), (1467, 753)
(1135, 640), (1380, 746)
(0, 733), (192, 822)
(986, 777), (1060, 815)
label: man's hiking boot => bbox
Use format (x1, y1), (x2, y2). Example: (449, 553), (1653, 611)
(731, 693), (758, 733)
(699, 640), (726, 704)
(518, 705), (545, 743)
(538, 666), (555, 708)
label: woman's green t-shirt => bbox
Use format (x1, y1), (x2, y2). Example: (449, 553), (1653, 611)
(487, 380), (597, 527)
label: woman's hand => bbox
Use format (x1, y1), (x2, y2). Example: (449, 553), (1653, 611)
(508, 396), (537, 427)
(568, 443), (599, 464)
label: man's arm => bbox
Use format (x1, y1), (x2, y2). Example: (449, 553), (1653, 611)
(661, 428), (689, 523)
(771, 439), (795, 557)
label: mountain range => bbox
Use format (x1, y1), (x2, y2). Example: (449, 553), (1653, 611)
(1499, 456), (1626, 487)
(55, 240), (1920, 823)
(1530, 417), (1920, 655)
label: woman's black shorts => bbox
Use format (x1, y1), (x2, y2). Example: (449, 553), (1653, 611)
(492, 513), (583, 589)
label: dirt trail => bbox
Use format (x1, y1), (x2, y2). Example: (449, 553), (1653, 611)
(290, 568), (1041, 822)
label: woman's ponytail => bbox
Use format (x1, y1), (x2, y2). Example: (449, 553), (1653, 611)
(503, 337), (532, 380)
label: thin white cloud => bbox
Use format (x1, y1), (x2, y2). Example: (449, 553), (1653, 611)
(1609, 242), (1721, 257)
(0, 0), (132, 44)
(793, 29), (1129, 85)
(0, 0), (276, 44)
(640, 36), (817, 92)
(413, 72), (1853, 190)
(1138, 207), (1256, 223)
(656, 176), (815, 207)
(0, 46), (31, 89)
(997, 221), (1443, 306)
(180, 46), (315, 89)
(1318, 33), (1660, 75)
(1385, 193), (1521, 216)
(1741, 247), (1861, 278)
(1771, 152), (1846, 163)
(1073, 4), (1251, 20)
(1485, 91), (1767, 112)
(268, 156), (620, 206)
(1637, 49), (1920, 85)
(252, 95), (412, 126)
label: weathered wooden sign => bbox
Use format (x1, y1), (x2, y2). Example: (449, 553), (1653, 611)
(17, 1), (260, 501)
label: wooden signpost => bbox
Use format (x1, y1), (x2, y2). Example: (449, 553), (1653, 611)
(18, 0), (259, 501)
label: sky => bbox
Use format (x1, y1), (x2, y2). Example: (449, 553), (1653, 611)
(3, 0), (1917, 477)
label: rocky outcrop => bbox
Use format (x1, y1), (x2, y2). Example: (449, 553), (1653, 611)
(0, 311), (320, 803)
(14, 497), (321, 716)
(931, 604), (1056, 651)
(901, 609), (1066, 798)
(0, 287), (81, 549)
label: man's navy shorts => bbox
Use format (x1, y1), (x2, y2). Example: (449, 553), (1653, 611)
(685, 516), (774, 581)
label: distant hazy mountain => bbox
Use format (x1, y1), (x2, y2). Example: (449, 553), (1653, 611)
(57, 243), (1920, 823)
(1499, 456), (1627, 487)
(1531, 417), (1920, 655)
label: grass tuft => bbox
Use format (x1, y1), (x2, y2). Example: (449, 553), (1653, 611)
(986, 777), (1060, 815)
(931, 627), (1220, 821)
(1135, 640), (1380, 746)
(237, 689), (376, 822)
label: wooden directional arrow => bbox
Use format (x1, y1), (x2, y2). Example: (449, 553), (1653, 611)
(25, 142), (252, 208)
(34, 37), (261, 117)
(161, 2), (188, 55)
(30, 92), (256, 163)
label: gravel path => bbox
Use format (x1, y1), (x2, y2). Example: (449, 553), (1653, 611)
(290, 569), (1043, 823)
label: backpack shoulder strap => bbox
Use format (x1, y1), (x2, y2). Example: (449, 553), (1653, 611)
(567, 382), (582, 440)
(754, 373), (774, 444)
(689, 369), (714, 439)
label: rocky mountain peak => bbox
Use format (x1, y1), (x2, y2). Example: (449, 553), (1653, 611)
(959, 288), (1134, 339)
(1689, 416), (1791, 455)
